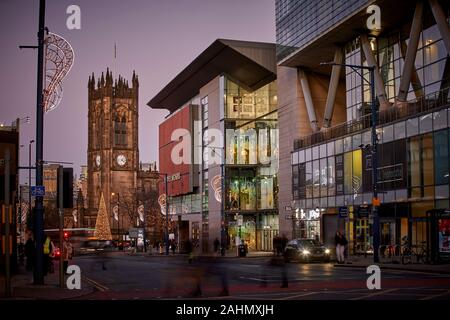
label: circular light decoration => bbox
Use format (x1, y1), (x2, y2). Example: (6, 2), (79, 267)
(211, 175), (222, 203)
(158, 194), (167, 215)
(112, 205), (119, 221)
(72, 209), (78, 223)
(43, 32), (74, 112)
(138, 204), (144, 222)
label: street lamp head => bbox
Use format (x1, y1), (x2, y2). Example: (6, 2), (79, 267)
(319, 61), (335, 66)
(30, 140), (35, 144)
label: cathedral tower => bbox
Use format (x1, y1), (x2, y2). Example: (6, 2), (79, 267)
(86, 69), (139, 234)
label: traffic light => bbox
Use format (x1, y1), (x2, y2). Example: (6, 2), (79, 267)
(57, 167), (73, 209)
(64, 232), (69, 238)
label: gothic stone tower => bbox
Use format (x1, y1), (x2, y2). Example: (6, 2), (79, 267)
(86, 69), (139, 233)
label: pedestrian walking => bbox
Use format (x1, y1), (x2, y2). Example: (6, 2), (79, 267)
(171, 240), (176, 255)
(25, 234), (35, 271)
(213, 238), (220, 255)
(335, 231), (347, 263)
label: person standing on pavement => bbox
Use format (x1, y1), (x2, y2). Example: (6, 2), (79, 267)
(43, 233), (53, 276)
(335, 231), (347, 263)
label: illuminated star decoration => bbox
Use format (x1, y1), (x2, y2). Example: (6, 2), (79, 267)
(43, 32), (74, 112)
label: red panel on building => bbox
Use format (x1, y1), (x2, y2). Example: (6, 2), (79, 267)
(158, 104), (198, 196)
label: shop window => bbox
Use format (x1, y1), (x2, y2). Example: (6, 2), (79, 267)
(320, 144), (327, 159)
(305, 162), (312, 198)
(344, 152), (353, 194)
(382, 125), (393, 143)
(327, 141), (335, 156)
(344, 136), (352, 153)
(320, 158), (327, 197)
(422, 133), (434, 187)
(335, 139), (343, 154)
(352, 134), (361, 150)
(408, 136), (421, 189)
(299, 150), (305, 163)
(433, 110), (448, 131)
(434, 130), (449, 185)
(305, 148), (312, 162)
(327, 156), (335, 196)
(394, 121), (406, 140)
(313, 160), (320, 198)
(435, 185), (449, 199)
(312, 146), (319, 160)
(406, 117), (419, 137)
(419, 114), (433, 134)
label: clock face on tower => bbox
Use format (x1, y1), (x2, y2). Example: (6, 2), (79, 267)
(95, 155), (101, 167)
(117, 154), (127, 166)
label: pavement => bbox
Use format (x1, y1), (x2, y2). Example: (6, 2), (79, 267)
(0, 261), (94, 300)
(334, 255), (450, 274)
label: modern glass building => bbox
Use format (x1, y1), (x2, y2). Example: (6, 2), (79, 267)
(149, 39), (279, 253)
(276, 0), (450, 260)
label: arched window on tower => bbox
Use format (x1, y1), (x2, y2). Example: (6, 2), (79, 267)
(114, 114), (127, 146)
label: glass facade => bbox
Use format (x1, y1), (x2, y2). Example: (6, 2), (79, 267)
(345, 23), (450, 122)
(276, 0), (370, 62)
(292, 109), (450, 248)
(223, 77), (279, 251)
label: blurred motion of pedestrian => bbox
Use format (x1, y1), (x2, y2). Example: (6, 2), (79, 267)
(213, 238), (220, 255)
(25, 233), (35, 271)
(18, 241), (25, 266)
(62, 236), (73, 274)
(170, 239), (176, 255)
(185, 239), (194, 264)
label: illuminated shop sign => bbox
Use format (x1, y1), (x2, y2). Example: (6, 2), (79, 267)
(296, 208), (321, 220)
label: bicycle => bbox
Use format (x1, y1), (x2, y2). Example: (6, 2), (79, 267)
(401, 240), (430, 265)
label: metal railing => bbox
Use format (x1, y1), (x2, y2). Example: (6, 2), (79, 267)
(294, 87), (450, 150)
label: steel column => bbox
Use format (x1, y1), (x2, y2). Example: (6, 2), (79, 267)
(323, 48), (343, 128)
(398, 1), (423, 102)
(298, 69), (319, 132)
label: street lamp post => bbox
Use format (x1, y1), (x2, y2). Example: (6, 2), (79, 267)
(320, 61), (380, 263)
(28, 140), (34, 228)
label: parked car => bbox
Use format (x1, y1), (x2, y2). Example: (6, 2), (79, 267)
(284, 239), (331, 263)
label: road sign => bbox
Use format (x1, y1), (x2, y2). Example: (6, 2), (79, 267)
(357, 205), (370, 218)
(31, 185), (45, 197)
(338, 206), (348, 218)
(373, 197), (381, 206)
(128, 227), (139, 238)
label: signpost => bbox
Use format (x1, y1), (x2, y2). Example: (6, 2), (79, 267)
(31, 185), (45, 197)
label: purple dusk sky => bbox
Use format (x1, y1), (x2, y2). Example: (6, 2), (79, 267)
(0, 0), (275, 182)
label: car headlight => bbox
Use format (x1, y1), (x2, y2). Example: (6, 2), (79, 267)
(302, 250), (310, 255)
(325, 249), (330, 254)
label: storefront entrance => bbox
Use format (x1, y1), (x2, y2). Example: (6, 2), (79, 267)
(227, 213), (278, 251)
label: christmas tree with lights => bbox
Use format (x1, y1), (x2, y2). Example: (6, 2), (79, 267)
(94, 192), (112, 240)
